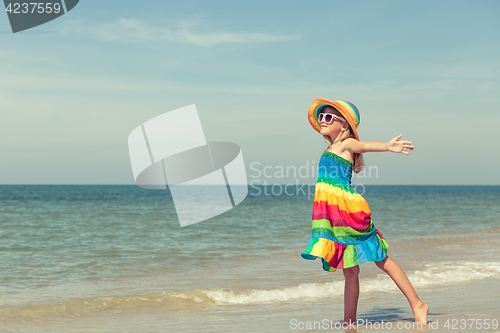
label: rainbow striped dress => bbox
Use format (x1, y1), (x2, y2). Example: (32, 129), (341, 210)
(301, 150), (389, 272)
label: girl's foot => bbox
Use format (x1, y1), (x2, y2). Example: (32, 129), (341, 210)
(413, 301), (429, 324)
(342, 321), (357, 330)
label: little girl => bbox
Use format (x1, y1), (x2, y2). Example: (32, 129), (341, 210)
(301, 98), (428, 325)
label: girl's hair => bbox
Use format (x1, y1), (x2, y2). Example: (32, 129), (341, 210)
(322, 108), (365, 174)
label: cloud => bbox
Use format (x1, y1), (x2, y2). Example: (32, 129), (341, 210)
(60, 18), (301, 46)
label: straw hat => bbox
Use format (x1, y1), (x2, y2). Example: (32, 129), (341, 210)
(307, 98), (360, 140)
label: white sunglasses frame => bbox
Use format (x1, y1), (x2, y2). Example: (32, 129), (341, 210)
(318, 113), (346, 124)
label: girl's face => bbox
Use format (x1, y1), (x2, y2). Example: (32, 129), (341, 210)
(319, 106), (348, 138)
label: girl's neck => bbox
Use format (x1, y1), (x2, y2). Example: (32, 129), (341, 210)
(330, 140), (341, 146)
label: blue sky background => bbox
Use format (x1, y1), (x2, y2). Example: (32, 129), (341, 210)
(1, 0), (499, 185)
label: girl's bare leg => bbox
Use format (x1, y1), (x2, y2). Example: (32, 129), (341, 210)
(343, 265), (360, 325)
(375, 256), (429, 324)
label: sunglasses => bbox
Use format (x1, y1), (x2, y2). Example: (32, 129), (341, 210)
(318, 113), (346, 124)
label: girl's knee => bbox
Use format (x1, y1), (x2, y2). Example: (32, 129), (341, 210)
(343, 265), (360, 278)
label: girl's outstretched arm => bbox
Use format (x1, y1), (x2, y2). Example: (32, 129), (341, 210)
(344, 134), (414, 155)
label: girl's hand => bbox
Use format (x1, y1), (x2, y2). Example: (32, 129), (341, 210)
(387, 134), (414, 155)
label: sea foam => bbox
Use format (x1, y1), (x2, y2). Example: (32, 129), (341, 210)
(3, 261), (499, 320)
(200, 261), (500, 304)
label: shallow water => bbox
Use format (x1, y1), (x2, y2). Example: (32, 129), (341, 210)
(1, 185), (499, 332)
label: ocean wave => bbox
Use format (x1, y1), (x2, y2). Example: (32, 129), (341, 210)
(2, 261), (499, 320)
(203, 261), (500, 304)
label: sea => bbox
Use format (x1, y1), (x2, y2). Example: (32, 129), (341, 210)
(0, 185), (499, 333)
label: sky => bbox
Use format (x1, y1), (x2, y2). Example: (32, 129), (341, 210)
(1, 0), (499, 185)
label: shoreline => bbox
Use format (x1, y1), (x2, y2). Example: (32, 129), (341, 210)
(2, 276), (498, 332)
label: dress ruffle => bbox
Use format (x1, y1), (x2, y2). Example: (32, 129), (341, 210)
(301, 228), (388, 272)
